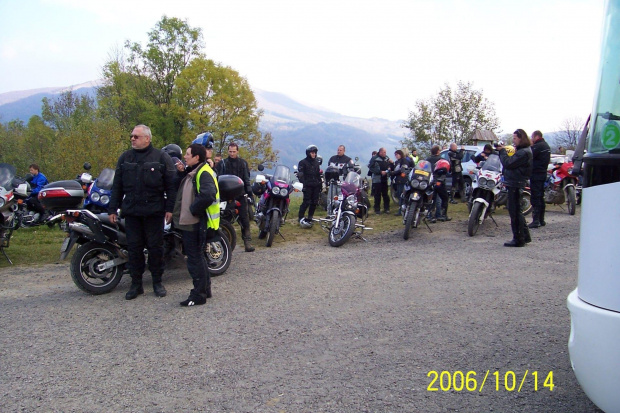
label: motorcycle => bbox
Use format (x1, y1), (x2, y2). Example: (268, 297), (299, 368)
(253, 164), (303, 247)
(467, 153), (502, 236)
(45, 208), (231, 295)
(83, 167), (114, 214)
(319, 162), (371, 247)
(494, 178), (533, 216)
(545, 155), (578, 215)
(0, 163), (18, 264)
(401, 160), (434, 240)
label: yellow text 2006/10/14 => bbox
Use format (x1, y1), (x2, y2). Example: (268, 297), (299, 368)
(427, 370), (555, 392)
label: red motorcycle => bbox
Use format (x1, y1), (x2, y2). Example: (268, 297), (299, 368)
(545, 156), (578, 215)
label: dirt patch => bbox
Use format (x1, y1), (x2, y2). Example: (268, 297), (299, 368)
(0, 207), (601, 412)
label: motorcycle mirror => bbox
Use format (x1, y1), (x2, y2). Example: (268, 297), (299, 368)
(293, 165), (298, 170)
(83, 162), (92, 171)
(257, 164), (265, 172)
(355, 156), (359, 162)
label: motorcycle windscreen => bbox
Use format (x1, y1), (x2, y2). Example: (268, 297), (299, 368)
(272, 165), (291, 185)
(96, 168), (116, 190)
(343, 171), (361, 188)
(481, 154), (502, 172)
(0, 163), (16, 190)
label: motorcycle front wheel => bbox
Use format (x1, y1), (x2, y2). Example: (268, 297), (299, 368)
(329, 214), (355, 247)
(266, 209), (281, 247)
(204, 230), (231, 276)
(468, 202), (483, 237)
(403, 201), (417, 240)
(70, 241), (124, 295)
(566, 186), (576, 215)
(219, 219), (237, 252)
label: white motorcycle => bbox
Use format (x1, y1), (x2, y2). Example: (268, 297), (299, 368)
(467, 154), (503, 236)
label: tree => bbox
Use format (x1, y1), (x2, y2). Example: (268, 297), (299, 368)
(556, 116), (586, 151)
(401, 81), (500, 151)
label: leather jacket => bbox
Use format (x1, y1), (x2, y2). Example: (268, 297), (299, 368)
(500, 146), (533, 188)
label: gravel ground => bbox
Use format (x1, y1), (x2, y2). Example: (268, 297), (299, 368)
(0, 207), (602, 412)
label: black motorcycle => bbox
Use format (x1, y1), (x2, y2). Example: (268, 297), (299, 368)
(401, 161), (434, 240)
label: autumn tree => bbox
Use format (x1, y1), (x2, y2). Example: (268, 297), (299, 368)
(401, 81), (500, 151)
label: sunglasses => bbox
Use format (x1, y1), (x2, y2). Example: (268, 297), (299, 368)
(130, 134), (143, 139)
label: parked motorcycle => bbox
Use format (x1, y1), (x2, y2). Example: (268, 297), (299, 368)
(401, 160), (434, 240)
(545, 156), (578, 215)
(319, 162), (371, 247)
(83, 167), (114, 214)
(0, 163), (18, 263)
(467, 153), (502, 236)
(494, 178), (533, 216)
(253, 164), (303, 247)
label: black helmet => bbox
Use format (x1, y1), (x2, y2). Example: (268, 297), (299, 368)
(193, 132), (214, 149)
(305, 144), (318, 157)
(162, 144), (182, 160)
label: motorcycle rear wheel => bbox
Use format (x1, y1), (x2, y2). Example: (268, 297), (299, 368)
(219, 219), (237, 252)
(521, 191), (532, 216)
(468, 202), (483, 237)
(328, 214), (355, 247)
(70, 241), (123, 295)
(403, 202), (417, 240)
(266, 210), (280, 247)
(566, 186), (576, 215)
(205, 229), (231, 276)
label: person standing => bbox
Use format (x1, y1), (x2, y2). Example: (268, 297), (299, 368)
(328, 145), (353, 175)
(448, 143), (465, 203)
(409, 148), (420, 166)
(368, 147), (392, 214)
(425, 145), (443, 221)
(473, 144), (494, 164)
(109, 124), (177, 300)
(390, 150), (413, 216)
(297, 144), (322, 226)
(528, 130), (551, 228)
(173, 144), (219, 306)
(26, 163), (48, 222)
(215, 142), (255, 252)
(498, 129), (533, 247)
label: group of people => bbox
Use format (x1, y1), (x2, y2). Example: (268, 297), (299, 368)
(108, 125), (255, 307)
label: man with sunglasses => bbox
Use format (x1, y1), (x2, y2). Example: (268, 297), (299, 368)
(109, 124), (177, 300)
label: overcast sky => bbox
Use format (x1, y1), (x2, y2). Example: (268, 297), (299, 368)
(0, 0), (606, 133)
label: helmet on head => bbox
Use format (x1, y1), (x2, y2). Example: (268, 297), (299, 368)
(434, 159), (451, 173)
(305, 144), (318, 157)
(193, 132), (214, 149)
(162, 144), (182, 160)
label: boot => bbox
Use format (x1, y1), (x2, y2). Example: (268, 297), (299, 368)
(152, 275), (167, 297)
(242, 227), (255, 252)
(438, 207), (452, 222)
(449, 192), (457, 204)
(125, 281), (144, 300)
(529, 210), (541, 228)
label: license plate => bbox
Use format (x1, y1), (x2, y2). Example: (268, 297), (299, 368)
(416, 170), (430, 177)
(60, 237), (71, 253)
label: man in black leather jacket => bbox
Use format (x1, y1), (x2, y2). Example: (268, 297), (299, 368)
(109, 124), (177, 300)
(297, 145), (322, 225)
(448, 143), (465, 203)
(528, 130), (551, 228)
(215, 142), (255, 252)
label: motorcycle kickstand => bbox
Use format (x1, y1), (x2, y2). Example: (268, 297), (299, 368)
(489, 214), (499, 228)
(423, 218), (433, 233)
(1, 247), (13, 265)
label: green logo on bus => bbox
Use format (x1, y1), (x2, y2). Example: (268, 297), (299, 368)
(602, 121), (620, 149)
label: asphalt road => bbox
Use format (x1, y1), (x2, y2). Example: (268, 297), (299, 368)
(0, 206), (603, 412)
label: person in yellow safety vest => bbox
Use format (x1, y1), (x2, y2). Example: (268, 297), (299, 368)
(173, 143), (220, 307)
(410, 147), (419, 166)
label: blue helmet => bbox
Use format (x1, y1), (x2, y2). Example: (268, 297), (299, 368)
(193, 132), (214, 149)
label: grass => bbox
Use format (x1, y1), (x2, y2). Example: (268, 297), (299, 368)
(0, 195), (495, 267)
(0, 225), (69, 268)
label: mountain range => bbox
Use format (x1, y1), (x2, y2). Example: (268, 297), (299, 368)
(0, 81), (405, 167)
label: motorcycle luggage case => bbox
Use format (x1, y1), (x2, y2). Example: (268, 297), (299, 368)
(218, 174), (245, 200)
(38, 180), (84, 209)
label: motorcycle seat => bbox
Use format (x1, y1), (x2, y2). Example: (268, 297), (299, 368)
(96, 213), (126, 232)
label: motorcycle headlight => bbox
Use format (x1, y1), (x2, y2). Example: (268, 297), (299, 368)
(91, 192), (100, 202)
(346, 194), (356, 205)
(100, 195), (110, 205)
(487, 181), (496, 189)
(280, 188), (288, 197)
(411, 180), (420, 188)
(272, 187), (280, 195)
(419, 181), (428, 190)
(478, 177), (487, 186)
